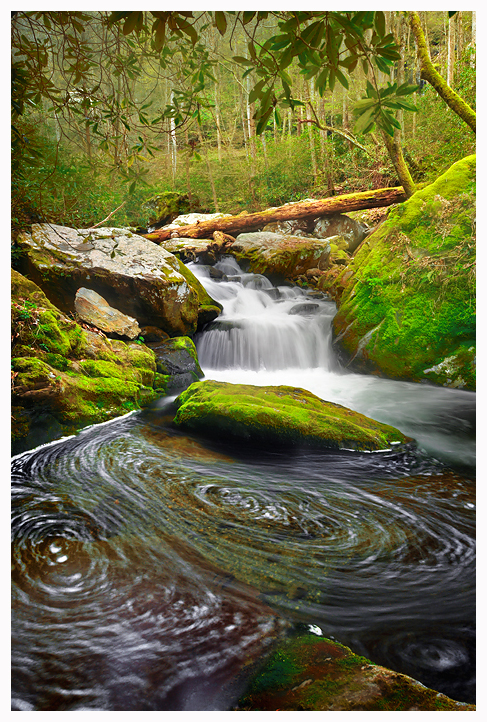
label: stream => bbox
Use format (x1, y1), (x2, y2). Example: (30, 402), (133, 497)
(11, 257), (475, 710)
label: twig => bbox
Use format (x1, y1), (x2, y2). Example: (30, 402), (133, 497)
(89, 202), (126, 228)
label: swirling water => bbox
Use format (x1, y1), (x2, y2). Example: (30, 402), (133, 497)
(11, 258), (475, 710)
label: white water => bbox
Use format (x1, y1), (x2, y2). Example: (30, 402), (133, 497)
(190, 258), (475, 469)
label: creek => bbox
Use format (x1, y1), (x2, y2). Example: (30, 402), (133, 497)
(11, 257), (475, 710)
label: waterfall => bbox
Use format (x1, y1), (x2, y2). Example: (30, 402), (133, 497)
(189, 258), (475, 470)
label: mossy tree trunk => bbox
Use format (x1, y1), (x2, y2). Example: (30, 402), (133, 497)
(408, 11), (476, 133)
(381, 130), (416, 198)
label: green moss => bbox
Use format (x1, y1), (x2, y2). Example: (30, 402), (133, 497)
(333, 155), (475, 389)
(11, 269), (167, 451)
(174, 380), (410, 451)
(237, 634), (475, 711)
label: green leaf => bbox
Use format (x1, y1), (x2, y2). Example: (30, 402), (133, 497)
(279, 44), (295, 70)
(232, 56), (254, 66)
(334, 67), (349, 89)
(242, 11), (256, 25)
(374, 11), (386, 37)
(123, 13), (141, 35)
(366, 80), (377, 98)
(354, 105), (376, 134)
(214, 11), (227, 36)
(248, 79), (266, 104)
(256, 107), (273, 134)
(396, 83), (419, 96)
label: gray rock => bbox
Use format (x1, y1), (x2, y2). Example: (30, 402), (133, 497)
(17, 224), (221, 337)
(313, 213), (368, 253)
(75, 287), (141, 339)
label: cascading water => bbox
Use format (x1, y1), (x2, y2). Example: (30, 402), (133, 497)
(191, 257), (475, 470)
(11, 258), (475, 710)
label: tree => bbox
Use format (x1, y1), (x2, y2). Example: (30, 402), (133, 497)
(408, 11), (476, 133)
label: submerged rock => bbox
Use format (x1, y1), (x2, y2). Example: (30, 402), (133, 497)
(173, 380), (411, 452)
(17, 224), (221, 337)
(230, 231), (331, 281)
(74, 287), (141, 339)
(331, 155), (476, 390)
(235, 634), (475, 711)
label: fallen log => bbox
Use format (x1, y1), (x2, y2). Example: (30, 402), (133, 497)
(143, 186), (407, 244)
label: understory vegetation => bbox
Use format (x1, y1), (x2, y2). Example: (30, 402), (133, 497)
(11, 11), (476, 236)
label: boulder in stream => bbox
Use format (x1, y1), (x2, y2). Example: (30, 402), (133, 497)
(331, 155), (476, 390)
(17, 224), (222, 337)
(173, 380), (411, 452)
(234, 634), (475, 711)
(230, 231), (332, 282)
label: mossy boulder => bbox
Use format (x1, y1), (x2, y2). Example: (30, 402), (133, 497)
(230, 231), (331, 282)
(16, 224), (221, 337)
(235, 634), (475, 711)
(173, 380), (411, 451)
(332, 155), (476, 389)
(11, 269), (163, 453)
(143, 191), (191, 227)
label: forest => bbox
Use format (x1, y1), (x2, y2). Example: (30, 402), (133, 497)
(11, 10), (476, 713)
(12, 10), (475, 230)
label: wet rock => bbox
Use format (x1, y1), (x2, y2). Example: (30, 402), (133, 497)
(313, 213), (368, 253)
(288, 302), (320, 315)
(235, 634), (475, 711)
(17, 224), (221, 337)
(173, 380), (412, 452)
(75, 287), (141, 339)
(150, 336), (203, 378)
(230, 231), (331, 282)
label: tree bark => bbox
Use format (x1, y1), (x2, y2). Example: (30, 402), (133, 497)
(143, 186), (408, 243)
(409, 11), (476, 133)
(381, 131), (416, 198)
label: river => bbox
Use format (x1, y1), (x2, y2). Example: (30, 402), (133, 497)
(11, 257), (475, 710)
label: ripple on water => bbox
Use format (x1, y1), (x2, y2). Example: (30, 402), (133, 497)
(11, 414), (475, 708)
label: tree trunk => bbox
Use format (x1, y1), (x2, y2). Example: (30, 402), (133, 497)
(409, 11), (476, 133)
(381, 130), (416, 198)
(144, 186), (408, 243)
(447, 13), (456, 87)
(197, 124), (219, 212)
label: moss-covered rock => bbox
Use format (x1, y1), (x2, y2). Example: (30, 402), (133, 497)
(331, 155), (475, 389)
(11, 269), (161, 453)
(142, 191), (191, 227)
(235, 634), (475, 711)
(173, 380), (411, 451)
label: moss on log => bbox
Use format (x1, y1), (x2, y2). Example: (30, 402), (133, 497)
(144, 187), (407, 244)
